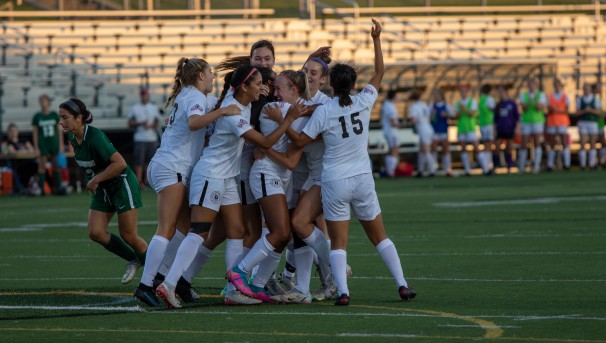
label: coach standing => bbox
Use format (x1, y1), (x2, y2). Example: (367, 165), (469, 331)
(127, 88), (161, 188)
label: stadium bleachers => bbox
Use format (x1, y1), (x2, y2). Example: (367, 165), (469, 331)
(0, 12), (605, 132)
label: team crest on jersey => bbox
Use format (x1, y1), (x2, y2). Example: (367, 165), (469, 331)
(237, 119), (248, 128)
(362, 87), (374, 95)
(270, 178), (281, 188)
(190, 104), (204, 111)
(210, 191), (221, 204)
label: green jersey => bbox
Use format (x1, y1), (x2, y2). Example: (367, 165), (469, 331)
(69, 125), (125, 192)
(456, 98), (477, 133)
(521, 92), (546, 124)
(32, 111), (60, 155)
(478, 94), (494, 126)
(579, 96), (600, 122)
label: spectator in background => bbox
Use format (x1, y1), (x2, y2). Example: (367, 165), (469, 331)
(545, 77), (571, 171)
(574, 82), (602, 170)
(454, 85), (489, 176)
(518, 78), (546, 174)
(478, 84), (496, 173)
(592, 83), (606, 168)
(128, 88), (161, 188)
(430, 89), (454, 176)
(494, 86), (520, 173)
(381, 89), (400, 178)
(32, 94), (64, 195)
(409, 89), (435, 177)
(1, 122), (35, 194)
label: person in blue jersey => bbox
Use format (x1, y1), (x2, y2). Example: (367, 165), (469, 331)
(430, 89), (454, 176)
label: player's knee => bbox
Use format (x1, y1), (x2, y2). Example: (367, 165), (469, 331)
(88, 230), (106, 244)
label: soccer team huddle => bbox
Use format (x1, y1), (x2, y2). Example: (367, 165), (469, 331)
(58, 19), (416, 308)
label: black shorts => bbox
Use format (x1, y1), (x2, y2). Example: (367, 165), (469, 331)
(496, 131), (515, 140)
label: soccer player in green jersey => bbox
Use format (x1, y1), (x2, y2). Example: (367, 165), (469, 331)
(58, 98), (148, 284)
(31, 94), (64, 195)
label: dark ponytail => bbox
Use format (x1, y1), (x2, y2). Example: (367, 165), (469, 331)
(214, 71), (234, 111)
(329, 63), (356, 107)
(59, 98), (93, 124)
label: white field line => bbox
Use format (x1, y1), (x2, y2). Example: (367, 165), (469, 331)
(0, 220), (158, 232)
(0, 305), (144, 312)
(433, 195), (606, 208)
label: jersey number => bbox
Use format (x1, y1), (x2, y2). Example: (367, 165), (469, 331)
(42, 125), (55, 137)
(168, 103), (178, 126)
(338, 112), (363, 139)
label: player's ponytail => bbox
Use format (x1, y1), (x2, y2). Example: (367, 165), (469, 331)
(280, 70), (311, 101)
(330, 63), (356, 107)
(164, 57), (210, 110)
(59, 98), (93, 124)
(214, 71), (234, 111)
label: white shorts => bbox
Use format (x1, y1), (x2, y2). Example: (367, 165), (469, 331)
(433, 132), (449, 142)
(577, 121), (599, 135)
(383, 130), (400, 148)
(521, 122), (544, 135)
(302, 175), (321, 192)
(189, 176), (240, 211)
(147, 160), (189, 193)
(418, 129), (433, 145)
(249, 169), (291, 201)
(458, 131), (478, 143)
(545, 125), (568, 135)
(236, 175), (257, 206)
(479, 125), (494, 141)
(321, 173), (381, 222)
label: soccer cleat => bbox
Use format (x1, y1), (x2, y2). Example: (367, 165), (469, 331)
(312, 273), (338, 301)
(175, 277), (199, 303)
(226, 266), (253, 297)
(224, 290), (262, 305)
(399, 285), (417, 302)
(272, 288), (312, 304)
(156, 282), (182, 309)
(277, 272), (295, 291)
(220, 283), (228, 296)
(346, 264), (353, 277)
(152, 273), (165, 290)
(334, 293), (350, 306)
(265, 276), (286, 296)
(250, 284), (273, 303)
(121, 259), (142, 284)
(133, 284), (160, 307)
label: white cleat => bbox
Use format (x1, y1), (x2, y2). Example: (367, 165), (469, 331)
(224, 290), (262, 305)
(277, 272), (295, 291)
(272, 288), (312, 304)
(121, 259), (142, 284)
(312, 273), (338, 301)
(156, 282), (182, 309)
(265, 276), (286, 296)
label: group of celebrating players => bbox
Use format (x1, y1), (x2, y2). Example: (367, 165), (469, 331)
(57, 19), (416, 308)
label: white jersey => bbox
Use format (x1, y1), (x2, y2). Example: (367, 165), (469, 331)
(294, 91), (331, 175)
(127, 101), (162, 142)
(381, 100), (399, 133)
(253, 101), (294, 177)
(151, 86), (207, 176)
(409, 100), (434, 135)
(303, 84), (378, 182)
(194, 96), (254, 179)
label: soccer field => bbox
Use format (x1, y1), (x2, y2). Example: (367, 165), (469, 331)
(0, 171), (604, 342)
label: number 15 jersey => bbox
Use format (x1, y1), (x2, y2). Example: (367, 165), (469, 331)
(303, 84), (378, 182)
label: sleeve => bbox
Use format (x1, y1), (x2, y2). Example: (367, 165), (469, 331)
(595, 96), (602, 110)
(127, 104), (136, 120)
(302, 106), (326, 140)
(487, 96), (496, 109)
(357, 84), (379, 110)
(93, 129), (118, 162)
(519, 93), (526, 105)
(469, 99), (478, 112)
(186, 95), (207, 118)
(226, 115), (253, 137)
(32, 114), (38, 127)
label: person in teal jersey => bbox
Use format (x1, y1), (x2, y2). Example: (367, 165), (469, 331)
(593, 83), (606, 168)
(58, 98), (148, 284)
(31, 94), (64, 195)
(454, 85), (490, 176)
(574, 82), (602, 169)
(518, 78), (547, 174)
(478, 84), (496, 173)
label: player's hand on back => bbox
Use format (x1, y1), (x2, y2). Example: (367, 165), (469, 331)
(222, 104), (241, 116)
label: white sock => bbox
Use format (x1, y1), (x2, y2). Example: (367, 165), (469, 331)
(252, 250), (282, 288)
(547, 149), (556, 168)
(425, 152), (436, 174)
(589, 149), (597, 168)
(476, 152), (488, 173)
(460, 152), (471, 173)
(329, 249), (349, 296)
(442, 154), (451, 173)
(579, 150), (587, 168)
(563, 147), (571, 168)
(140, 235), (169, 287)
(518, 149), (528, 173)
(533, 147), (542, 172)
(600, 147), (606, 163)
(182, 244), (213, 283)
(484, 151), (492, 169)
(157, 229), (185, 276)
(165, 233), (203, 288)
(417, 152), (426, 173)
(302, 227), (331, 280)
(293, 246), (314, 294)
(242, 246), (251, 258)
(238, 235), (274, 273)
(376, 238), (407, 288)
(283, 245), (296, 278)
(225, 239), (244, 271)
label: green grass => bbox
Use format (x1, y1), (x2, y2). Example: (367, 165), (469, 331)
(1, 171), (605, 342)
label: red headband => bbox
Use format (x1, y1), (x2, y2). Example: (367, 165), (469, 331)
(279, 74), (299, 95)
(241, 67), (258, 85)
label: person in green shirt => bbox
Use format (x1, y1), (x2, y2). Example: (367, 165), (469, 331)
(31, 94), (64, 195)
(58, 98), (148, 284)
(454, 85), (490, 176)
(478, 84), (496, 173)
(518, 78), (547, 174)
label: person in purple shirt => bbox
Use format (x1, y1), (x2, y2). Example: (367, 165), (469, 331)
(494, 86), (520, 173)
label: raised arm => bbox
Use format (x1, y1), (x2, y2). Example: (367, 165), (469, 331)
(368, 19), (384, 91)
(188, 104), (240, 131)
